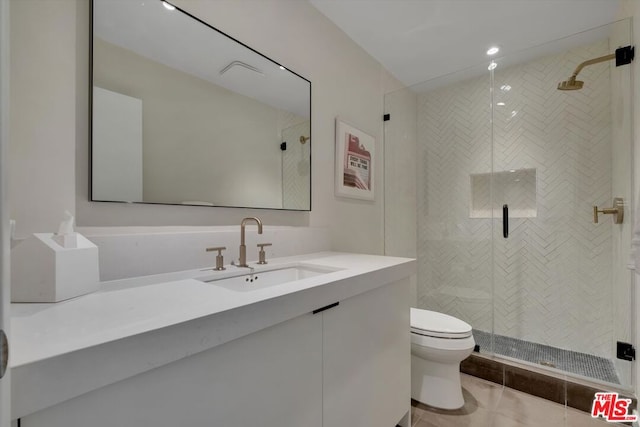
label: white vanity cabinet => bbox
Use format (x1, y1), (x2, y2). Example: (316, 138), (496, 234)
(14, 256), (413, 427)
(323, 277), (410, 427)
(20, 311), (325, 427)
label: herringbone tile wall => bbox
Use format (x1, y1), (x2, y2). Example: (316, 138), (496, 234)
(417, 40), (614, 358)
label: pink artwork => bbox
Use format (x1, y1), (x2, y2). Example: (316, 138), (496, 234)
(335, 119), (375, 200)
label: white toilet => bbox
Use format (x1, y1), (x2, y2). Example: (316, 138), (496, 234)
(410, 307), (475, 410)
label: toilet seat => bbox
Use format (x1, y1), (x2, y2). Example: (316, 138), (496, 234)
(410, 308), (472, 339)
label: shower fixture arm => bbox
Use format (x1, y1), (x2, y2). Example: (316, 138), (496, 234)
(569, 53), (616, 80)
(558, 52), (619, 90)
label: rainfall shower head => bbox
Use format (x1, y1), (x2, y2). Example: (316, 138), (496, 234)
(557, 76), (584, 91)
(557, 53), (615, 91)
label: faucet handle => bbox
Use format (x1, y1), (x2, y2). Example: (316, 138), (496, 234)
(257, 243), (272, 265)
(205, 246), (226, 271)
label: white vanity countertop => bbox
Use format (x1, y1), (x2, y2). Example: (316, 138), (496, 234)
(10, 251), (415, 419)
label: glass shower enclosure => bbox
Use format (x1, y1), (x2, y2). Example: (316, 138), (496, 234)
(384, 19), (634, 390)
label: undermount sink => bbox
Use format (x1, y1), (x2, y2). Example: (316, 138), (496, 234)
(199, 264), (339, 292)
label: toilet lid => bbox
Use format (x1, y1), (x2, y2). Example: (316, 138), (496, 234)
(410, 308), (473, 339)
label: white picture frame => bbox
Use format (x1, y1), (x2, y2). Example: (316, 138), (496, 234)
(335, 118), (375, 201)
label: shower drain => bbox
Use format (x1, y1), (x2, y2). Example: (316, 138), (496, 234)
(539, 360), (557, 368)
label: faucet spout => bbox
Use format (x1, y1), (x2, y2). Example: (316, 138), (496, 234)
(239, 217), (263, 267)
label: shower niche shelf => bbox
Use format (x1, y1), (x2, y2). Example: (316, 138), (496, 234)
(470, 168), (537, 219)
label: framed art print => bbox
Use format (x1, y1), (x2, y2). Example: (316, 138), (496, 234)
(335, 119), (375, 201)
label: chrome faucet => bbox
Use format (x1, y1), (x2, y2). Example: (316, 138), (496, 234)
(238, 217), (263, 267)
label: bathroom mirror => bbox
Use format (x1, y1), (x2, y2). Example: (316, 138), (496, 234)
(91, 0), (311, 210)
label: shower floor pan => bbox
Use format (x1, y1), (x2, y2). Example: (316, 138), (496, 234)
(472, 329), (620, 384)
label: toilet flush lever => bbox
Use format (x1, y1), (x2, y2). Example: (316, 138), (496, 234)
(593, 197), (624, 224)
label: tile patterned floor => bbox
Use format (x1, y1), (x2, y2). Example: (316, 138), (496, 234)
(473, 329), (620, 384)
(410, 374), (625, 427)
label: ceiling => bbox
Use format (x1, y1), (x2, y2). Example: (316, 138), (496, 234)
(309, 0), (622, 87)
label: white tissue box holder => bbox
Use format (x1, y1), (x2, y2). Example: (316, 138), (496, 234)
(11, 233), (100, 302)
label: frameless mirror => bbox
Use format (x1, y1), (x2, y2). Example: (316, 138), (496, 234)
(91, 0), (311, 210)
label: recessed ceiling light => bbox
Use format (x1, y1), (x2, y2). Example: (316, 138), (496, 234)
(497, 102), (506, 106)
(500, 84), (511, 92)
(162, 1), (175, 10)
(488, 61), (497, 71)
(279, 66), (286, 71)
(487, 46), (500, 56)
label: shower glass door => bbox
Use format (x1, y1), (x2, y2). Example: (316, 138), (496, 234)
(383, 18), (634, 391)
(385, 60), (496, 359)
(489, 19), (633, 389)
(413, 63), (495, 345)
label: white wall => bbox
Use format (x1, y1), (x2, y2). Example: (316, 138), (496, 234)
(9, 0), (403, 255)
(9, 0), (77, 236)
